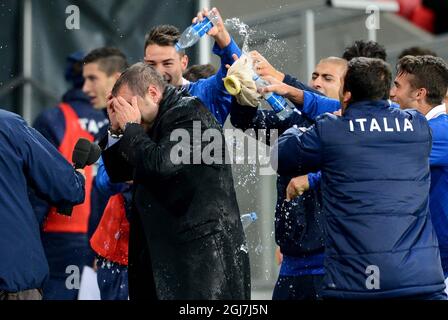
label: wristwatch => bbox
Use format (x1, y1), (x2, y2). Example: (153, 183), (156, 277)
(108, 126), (123, 139)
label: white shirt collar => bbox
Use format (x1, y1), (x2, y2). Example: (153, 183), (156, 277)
(182, 77), (190, 86)
(425, 104), (446, 120)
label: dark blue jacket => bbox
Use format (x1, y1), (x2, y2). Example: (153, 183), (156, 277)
(0, 110), (85, 292)
(428, 113), (448, 277)
(275, 99), (446, 299)
(229, 75), (326, 276)
(230, 104), (325, 257)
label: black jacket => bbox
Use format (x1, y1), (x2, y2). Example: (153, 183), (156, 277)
(102, 86), (250, 300)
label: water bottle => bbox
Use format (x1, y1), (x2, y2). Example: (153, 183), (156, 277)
(175, 10), (220, 51)
(240, 212), (258, 230)
(252, 74), (295, 120)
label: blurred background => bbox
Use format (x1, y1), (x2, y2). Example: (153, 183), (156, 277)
(1, 0), (447, 299)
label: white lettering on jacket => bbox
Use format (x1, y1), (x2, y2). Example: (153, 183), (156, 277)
(349, 118), (413, 132)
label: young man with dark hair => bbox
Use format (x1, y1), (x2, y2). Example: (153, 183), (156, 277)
(33, 50), (115, 300)
(398, 46), (438, 59)
(143, 8), (241, 126)
(229, 54), (347, 299)
(270, 57), (446, 299)
(390, 55), (448, 292)
(342, 40), (387, 61)
(82, 47), (128, 109)
(79, 47), (132, 300)
(101, 63), (250, 300)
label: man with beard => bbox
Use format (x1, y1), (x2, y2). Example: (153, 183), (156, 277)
(101, 63), (250, 300)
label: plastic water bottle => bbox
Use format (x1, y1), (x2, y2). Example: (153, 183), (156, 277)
(175, 10), (220, 51)
(240, 212), (258, 230)
(252, 74), (295, 120)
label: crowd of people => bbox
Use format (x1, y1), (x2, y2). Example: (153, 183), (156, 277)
(1, 6), (448, 300)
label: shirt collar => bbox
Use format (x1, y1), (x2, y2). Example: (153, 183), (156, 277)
(425, 104), (446, 120)
(182, 77), (190, 86)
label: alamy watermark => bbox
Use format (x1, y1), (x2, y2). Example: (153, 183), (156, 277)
(169, 121), (278, 176)
(65, 265), (80, 290)
(365, 265), (380, 290)
(365, 5), (380, 31)
(66, 5), (80, 30)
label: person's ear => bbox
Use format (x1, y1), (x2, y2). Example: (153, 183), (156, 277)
(180, 54), (189, 72)
(147, 85), (162, 104)
(341, 91), (351, 114)
(343, 91), (351, 104)
(415, 87), (427, 102)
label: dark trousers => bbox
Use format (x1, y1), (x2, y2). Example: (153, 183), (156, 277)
(272, 274), (324, 300)
(96, 257), (129, 300)
(41, 232), (91, 300)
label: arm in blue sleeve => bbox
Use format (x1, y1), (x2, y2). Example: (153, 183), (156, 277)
(300, 91), (341, 121)
(17, 120), (85, 207)
(188, 38), (241, 126)
(307, 171), (321, 190)
(96, 156), (128, 197)
(272, 125), (323, 177)
(230, 100), (314, 145)
(283, 74), (324, 96)
(429, 120), (448, 166)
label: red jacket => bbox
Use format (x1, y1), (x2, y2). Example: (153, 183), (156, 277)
(90, 194), (129, 266)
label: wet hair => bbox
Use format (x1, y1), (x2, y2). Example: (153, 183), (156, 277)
(398, 46), (438, 59)
(83, 47), (128, 76)
(344, 57), (392, 103)
(144, 25), (181, 52)
(183, 64), (217, 82)
(396, 55), (448, 106)
(111, 62), (166, 98)
(342, 40), (387, 62)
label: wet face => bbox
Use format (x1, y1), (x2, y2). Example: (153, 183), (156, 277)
(114, 84), (160, 127)
(310, 62), (346, 99)
(82, 63), (119, 109)
(144, 44), (188, 86)
(390, 73), (419, 109)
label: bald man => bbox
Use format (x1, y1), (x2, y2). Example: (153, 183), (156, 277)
(229, 54), (346, 300)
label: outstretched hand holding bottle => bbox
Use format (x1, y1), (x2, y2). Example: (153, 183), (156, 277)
(258, 75), (305, 107)
(175, 7), (231, 51)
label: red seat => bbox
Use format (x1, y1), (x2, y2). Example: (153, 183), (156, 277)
(410, 3), (435, 33)
(397, 0), (421, 19)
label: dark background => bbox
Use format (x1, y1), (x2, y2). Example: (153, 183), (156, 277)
(0, 0), (197, 122)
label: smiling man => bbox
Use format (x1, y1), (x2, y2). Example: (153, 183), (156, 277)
(390, 55), (448, 292)
(143, 8), (241, 126)
(273, 57), (447, 299)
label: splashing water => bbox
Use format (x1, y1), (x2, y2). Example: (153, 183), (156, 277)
(224, 17), (254, 53)
(224, 16), (287, 62)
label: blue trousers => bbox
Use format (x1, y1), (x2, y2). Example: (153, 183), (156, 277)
(96, 257), (129, 300)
